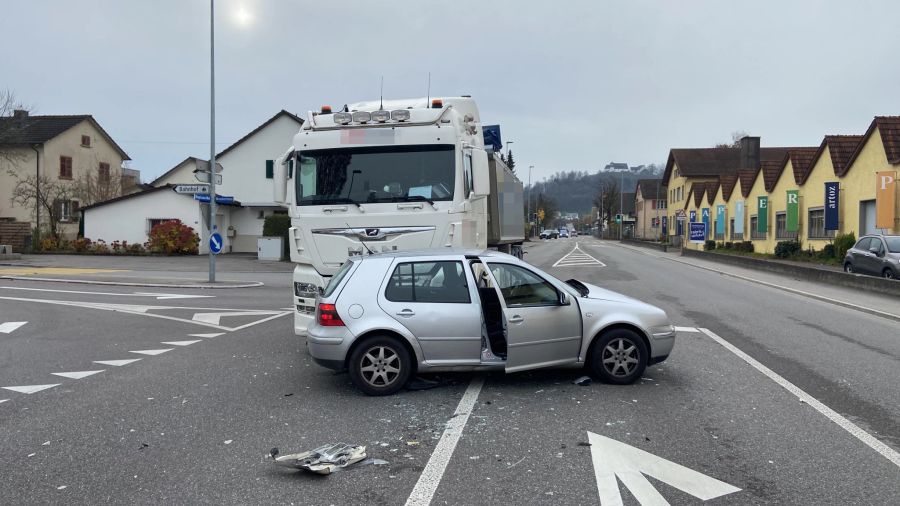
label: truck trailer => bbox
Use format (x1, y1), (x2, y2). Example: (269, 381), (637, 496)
(272, 96), (524, 333)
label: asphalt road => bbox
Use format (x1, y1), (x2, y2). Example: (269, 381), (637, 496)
(1, 241), (898, 505)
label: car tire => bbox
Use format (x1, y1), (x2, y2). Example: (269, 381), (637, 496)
(588, 329), (648, 385)
(844, 263), (854, 274)
(883, 268), (896, 280)
(348, 335), (413, 396)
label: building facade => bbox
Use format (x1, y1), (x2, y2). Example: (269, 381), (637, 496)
(633, 179), (667, 240)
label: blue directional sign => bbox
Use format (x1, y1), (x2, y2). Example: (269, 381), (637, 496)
(209, 232), (223, 254)
(194, 194), (235, 205)
(689, 222), (707, 243)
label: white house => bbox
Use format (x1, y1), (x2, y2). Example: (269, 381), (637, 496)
(84, 110), (303, 254)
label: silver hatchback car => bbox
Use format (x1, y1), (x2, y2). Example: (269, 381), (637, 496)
(307, 250), (676, 395)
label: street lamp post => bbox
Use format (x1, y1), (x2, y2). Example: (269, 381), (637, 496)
(505, 141), (514, 159)
(208, 0), (217, 282)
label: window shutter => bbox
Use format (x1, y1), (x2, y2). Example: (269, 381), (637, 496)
(265, 160), (274, 179)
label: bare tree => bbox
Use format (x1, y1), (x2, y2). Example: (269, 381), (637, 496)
(0, 90), (31, 167)
(593, 178), (620, 231)
(7, 171), (78, 240)
(715, 130), (749, 149)
(74, 152), (123, 206)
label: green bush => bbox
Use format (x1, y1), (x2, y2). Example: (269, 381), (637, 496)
(834, 232), (856, 260)
(704, 240), (716, 251)
(774, 240), (802, 258)
(821, 243), (836, 258)
(263, 213), (291, 258)
(740, 241), (754, 253)
(724, 241), (734, 250)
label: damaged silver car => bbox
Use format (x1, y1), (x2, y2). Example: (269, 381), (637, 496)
(307, 250), (676, 395)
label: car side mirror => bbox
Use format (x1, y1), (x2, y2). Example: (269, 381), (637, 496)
(558, 291), (569, 306)
(869, 246), (881, 256)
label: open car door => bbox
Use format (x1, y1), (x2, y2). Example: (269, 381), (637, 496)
(481, 260), (582, 373)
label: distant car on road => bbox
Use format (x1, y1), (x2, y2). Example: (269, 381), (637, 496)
(540, 229), (558, 239)
(559, 229), (570, 238)
(306, 249), (676, 395)
(571, 230), (579, 237)
(843, 235), (900, 279)
(539, 230), (551, 239)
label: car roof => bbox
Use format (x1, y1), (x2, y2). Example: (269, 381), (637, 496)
(352, 248), (518, 261)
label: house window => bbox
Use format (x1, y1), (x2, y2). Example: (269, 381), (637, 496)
(54, 199), (79, 222)
(148, 218), (177, 232)
(98, 162), (110, 183)
(807, 208), (834, 239)
(265, 159), (274, 179)
(81, 135), (91, 147)
(59, 156), (73, 179)
(730, 218), (743, 240)
(775, 212), (797, 239)
(750, 215), (766, 239)
(258, 210), (265, 219)
(659, 199), (667, 210)
(714, 221), (724, 240)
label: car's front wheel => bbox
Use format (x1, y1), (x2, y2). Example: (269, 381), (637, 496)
(348, 335), (413, 396)
(844, 262), (854, 274)
(883, 268), (896, 280)
(589, 329), (648, 385)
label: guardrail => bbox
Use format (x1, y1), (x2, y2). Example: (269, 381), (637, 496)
(681, 248), (900, 297)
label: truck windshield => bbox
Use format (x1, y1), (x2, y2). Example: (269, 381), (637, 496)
(296, 144), (455, 206)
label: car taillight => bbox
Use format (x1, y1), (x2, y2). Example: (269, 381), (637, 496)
(317, 303), (345, 327)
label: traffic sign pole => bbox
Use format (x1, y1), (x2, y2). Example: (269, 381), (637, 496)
(208, 0), (216, 283)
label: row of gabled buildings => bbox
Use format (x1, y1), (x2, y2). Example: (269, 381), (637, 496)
(636, 116), (899, 252)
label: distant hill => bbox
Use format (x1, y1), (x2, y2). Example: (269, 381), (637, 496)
(529, 164), (663, 214)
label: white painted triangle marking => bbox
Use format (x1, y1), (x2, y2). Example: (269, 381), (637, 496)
(588, 432), (741, 505)
(94, 359), (142, 367)
(51, 370), (105, 379)
(129, 348), (173, 356)
(0, 321), (28, 334)
(189, 333), (225, 338)
(2, 384), (61, 394)
(0, 399), (9, 404)
(161, 340), (202, 346)
(191, 311), (282, 325)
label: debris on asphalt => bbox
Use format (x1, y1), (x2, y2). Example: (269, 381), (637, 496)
(284, 393), (294, 397)
(269, 443), (367, 475)
(577, 442), (591, 447)
(406, 441), (420, 447)
(139, 443), (149, 450)
(359, 458), (389, 466)
(406, 376), (441, 391)
(573, 375), (592, 386)
(41, 441), (50, 446)
(224, 440), (233, 445)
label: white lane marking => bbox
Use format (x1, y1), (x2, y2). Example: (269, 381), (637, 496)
(129, 348), (173, 356)
(0, 286), (214, 300)
(674, 326), (700, 333)
(553, 242), (606, 268)
(2, 384), (61, 394)
(161, 340), (202, 346)
(0, 295), (289, 331)
(94, 359), (142, 367)
(191, 310), (283, 325)
(0, 399), (8, 404)
(189, 333), (225, 338)
(0, 321), (28, 334)
(699, 327), (900, 469)
(51, 370), (104, 379)
(589, 432), (741, 505)
(404, 377), (485, 506)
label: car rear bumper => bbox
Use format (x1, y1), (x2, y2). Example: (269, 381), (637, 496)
(306, 325), (353, 371)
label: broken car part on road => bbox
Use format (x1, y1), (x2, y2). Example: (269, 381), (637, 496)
(270, 443), (367, 475)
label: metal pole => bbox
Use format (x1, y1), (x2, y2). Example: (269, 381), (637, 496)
(527, 165), (533, 237)
(619, 172), (624, 240)
(208, 0), (216, 283)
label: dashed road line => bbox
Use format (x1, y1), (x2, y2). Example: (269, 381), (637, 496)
(405, 377), (485, 506)
(699, 327), (900, 469)
(553, 242), (606, 268)
(0, 399), (8, 404)
(51, 370), (105, 380)
(0, 321), (27, 334)
(161, 340), (202, 346)
(94, 359), (142, 367)
(2, 384), (61, 395)
(189, 333), (225, 338)
(129, 348), (173, 356)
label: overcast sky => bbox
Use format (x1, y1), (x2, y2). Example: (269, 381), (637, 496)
(3, 0), (899, 183)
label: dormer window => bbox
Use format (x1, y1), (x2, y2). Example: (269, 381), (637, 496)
(81, 135), (91, 147)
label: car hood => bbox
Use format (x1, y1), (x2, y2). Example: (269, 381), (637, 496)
(573, 281), (642, 304)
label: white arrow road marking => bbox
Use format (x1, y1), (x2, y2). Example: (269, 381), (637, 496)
(588, 432), (741, 505)
(0, 321), (28, 334)
(51, 370), (105, 380)
(189, 333), (225, 338)
(129, 349), (173, 356)
(0, 296), (289, 332)
(161, 340), (202, 346)
(0, 286), (214, 300)
(553, 242), (606, 268)
(94, 359), (142, 367)
(2, 384), (62, 395)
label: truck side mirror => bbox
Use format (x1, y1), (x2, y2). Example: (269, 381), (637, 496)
(273, 150), (293, 206)
(471, 149), (490, 198)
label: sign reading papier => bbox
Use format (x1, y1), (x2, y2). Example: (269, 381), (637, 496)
(824, 182), (839, 230)
(786, 190), (799, 232)
(876, 172), (896, 229)
(757, 196), (768, 233)
(715, 205), (726, 235)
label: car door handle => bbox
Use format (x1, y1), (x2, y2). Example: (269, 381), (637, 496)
(508, 315), (524, 323)
(396, 309), (415, 317)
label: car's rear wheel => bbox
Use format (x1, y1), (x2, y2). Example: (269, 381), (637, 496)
(348, 335), (412, 396)
(883, 268), (896, 280)
(844, 262), (854, 274)
(589, 329), (648, 385)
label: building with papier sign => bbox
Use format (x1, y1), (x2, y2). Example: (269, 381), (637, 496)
(667, 116), (900, 253)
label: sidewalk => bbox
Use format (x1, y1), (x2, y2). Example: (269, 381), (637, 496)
(612, 241), (900, 322)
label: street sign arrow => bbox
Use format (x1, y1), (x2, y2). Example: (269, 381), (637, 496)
(193, 170), (222, 184)
(174, 184), (209, 195)
(588, 432), (741, 505)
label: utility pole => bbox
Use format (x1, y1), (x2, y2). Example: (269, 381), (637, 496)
(208, 0), (217, 282)
(619, 171), (624, 240)
(527, 165), (533, 238)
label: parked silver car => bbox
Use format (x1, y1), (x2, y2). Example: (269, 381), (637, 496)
(843, 235), (900, 279)
(307, 250), (676, 395)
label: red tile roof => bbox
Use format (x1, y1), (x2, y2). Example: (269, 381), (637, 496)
(706, 180), (720, 205)
(843, 116), (900, 173)
(738, 168), (761, 198)
(787, 147), (820, 185)
(761, 159), (785, 192)
(720, 173), (739, 201)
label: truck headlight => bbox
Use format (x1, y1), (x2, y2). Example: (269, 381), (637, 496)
(294, 282), (319, 297)
(351, 111), (371, 123)
(370, 110), (390, 123)
(333, 112), (352, 125)
(391, 109), (410, 121)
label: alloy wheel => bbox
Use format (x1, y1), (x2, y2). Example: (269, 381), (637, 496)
(601, 337), (640, 378)
(359, 345), (401, 387)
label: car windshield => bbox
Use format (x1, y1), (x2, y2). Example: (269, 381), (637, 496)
(295, 144), (455, 206)
(886, 237), (900, 253)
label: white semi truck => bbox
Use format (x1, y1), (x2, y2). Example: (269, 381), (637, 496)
(272, 96), (524, 333)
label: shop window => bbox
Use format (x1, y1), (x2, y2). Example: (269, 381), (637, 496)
(807, 208), (834, 239)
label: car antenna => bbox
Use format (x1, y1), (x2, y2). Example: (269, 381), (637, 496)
(379, 76), (384, 111)
(347, 222), (375, 255)
(426, 71), (430, 107)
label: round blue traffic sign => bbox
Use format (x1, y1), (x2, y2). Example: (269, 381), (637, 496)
(209, 232), (223, 254)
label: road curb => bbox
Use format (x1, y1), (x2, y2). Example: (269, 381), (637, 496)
(0, 275), (264, 289)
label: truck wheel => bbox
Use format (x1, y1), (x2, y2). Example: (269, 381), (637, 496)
(348, 335), (412, 396)
(588, 329), (648, 385)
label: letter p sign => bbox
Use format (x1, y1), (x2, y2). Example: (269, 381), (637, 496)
(882, 174), (895, 190)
